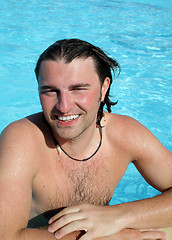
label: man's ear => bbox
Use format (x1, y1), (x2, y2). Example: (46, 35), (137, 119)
(101, 77), (110, 101)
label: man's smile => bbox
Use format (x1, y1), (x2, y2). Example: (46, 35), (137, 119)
(55, 114), (80, 123)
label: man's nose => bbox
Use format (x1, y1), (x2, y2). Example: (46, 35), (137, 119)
(56, 91), (73, 113)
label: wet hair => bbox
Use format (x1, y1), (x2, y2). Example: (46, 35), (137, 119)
(35, 38), (120, 126)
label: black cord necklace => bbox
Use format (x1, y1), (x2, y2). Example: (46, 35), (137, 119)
(55, 127), (102, 162)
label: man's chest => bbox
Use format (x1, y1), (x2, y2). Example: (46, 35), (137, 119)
(30, 148), (129, 221)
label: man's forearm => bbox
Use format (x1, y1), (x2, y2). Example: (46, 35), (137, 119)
(16, 228), (56, 240)
(16, 189), (172, 240)
(118, 188), (172, 230)
(16, 228), (82, 240)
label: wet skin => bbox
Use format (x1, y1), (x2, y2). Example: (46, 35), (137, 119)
(1, 57), (171, 240)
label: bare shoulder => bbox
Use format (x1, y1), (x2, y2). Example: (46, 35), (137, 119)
(104, 111), (143, 126)
(103, 112), (172, 191)
(1, 112), (42, 145)
(1, 111), (45, 134)
(102, 112), (139, 161)
(0, 112), (49, 171)
(102, 111), (171, 160)
(102, 112), (146, 141)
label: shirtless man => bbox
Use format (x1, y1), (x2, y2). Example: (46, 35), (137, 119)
(0, 39), (172, 240)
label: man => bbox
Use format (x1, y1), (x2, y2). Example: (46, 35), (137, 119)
(0, 38), (172, 240)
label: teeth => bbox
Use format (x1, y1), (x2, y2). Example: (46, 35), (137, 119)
(58, 115), (79, 121)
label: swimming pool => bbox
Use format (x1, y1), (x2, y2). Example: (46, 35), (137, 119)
(0, 0), (171, 205)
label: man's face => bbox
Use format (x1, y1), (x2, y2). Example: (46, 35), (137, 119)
(38, 57), (109, 141)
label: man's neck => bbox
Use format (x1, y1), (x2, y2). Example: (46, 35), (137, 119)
(54, 124), (101, 161)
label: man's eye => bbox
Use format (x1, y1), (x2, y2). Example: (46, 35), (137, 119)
(72, 87), (87, 92)
(42, 89), (57, 96)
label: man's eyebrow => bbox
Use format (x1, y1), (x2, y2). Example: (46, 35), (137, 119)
(39, 85), (56, 90)
(39, 83), (91, 91)
(69, 83), (91, 88)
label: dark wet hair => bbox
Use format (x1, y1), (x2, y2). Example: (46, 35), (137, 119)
(35, 39), (120, 126)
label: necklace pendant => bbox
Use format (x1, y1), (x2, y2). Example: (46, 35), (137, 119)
(57, 145), (61, 155)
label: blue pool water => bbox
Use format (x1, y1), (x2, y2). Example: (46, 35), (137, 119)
(0, 0), (171, 205)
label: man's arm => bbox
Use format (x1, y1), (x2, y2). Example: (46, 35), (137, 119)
(121, 116), (172, 228)
(0, 121), (85, 240)
(111, 115), (172, 229)
(107, 116), (172, 232)
(0, 121), (49, 240)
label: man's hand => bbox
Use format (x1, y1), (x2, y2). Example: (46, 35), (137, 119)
(47, 203), (167, 240)
(48, 203), (123, 239)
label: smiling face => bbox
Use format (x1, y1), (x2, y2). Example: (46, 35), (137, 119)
(38, 57), (109, 141)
